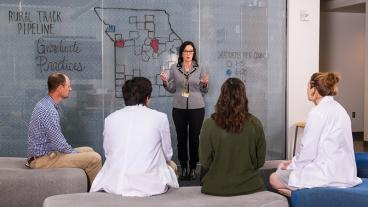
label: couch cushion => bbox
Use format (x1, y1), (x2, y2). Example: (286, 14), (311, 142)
(44, 187), (288, 207)
(291, 178), (368, 207)
(0, 157), (87, 207)
(355, 152), (368, 178)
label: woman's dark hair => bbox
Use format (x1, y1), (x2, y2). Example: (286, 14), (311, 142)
(122, 77), (152, 106)
(177, 41), (198, 67)
(212, 78), (250, 133)
(310, 72), (340, 96)
(48, 72), (67, 93)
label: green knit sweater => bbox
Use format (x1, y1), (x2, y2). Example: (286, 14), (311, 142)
(199, 114), (266, 196)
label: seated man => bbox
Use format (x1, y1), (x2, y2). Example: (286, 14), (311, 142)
(90, 77), (179, 197)
(26, 72), (102, 186)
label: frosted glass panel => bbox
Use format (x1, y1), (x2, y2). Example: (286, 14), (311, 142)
(0, 0), (286, 160)
(199, 0), (286, 159)
(0, 0), (103, 156)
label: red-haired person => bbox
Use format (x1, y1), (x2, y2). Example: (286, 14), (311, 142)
(270, 72), (362, 197)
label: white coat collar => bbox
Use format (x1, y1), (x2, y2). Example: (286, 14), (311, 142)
(319, 96), (334, 105)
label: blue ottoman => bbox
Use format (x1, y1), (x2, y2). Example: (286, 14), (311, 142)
(291, 178), (368, 207)
(355, 152), (368, 178)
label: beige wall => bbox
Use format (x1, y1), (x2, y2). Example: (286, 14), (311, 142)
(287, 0), (320, 159)
(320, 12), (365, 132)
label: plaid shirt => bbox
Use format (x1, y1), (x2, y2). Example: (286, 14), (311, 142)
(27, 96), (76, 158)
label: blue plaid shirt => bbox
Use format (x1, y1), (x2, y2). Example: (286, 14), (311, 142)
(27, 96), (76, 158)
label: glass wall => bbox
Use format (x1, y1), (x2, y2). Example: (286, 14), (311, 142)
(0, 0), (286, 160)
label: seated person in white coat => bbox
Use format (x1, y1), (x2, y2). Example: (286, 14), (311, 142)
(90, 77), (179, 197)
(269, 72), (362, 197)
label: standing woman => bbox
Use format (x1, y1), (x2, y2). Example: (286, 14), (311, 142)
(199, 78), (266, 196)
(270, 72), (362, 197)
(160, 41), (209, 180)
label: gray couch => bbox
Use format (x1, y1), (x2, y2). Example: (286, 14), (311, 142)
(0, 157), (88, 207)
(44, 187), (288, 207)
(0, 158), (285, 207)
(43, 160), (287, 207)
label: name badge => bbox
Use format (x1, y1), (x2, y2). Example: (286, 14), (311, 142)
(181, 91), (190, 98)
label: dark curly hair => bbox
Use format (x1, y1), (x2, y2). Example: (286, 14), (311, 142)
(212, 78), (250, 133)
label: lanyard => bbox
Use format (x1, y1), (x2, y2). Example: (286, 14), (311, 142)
(178, 67), (197, 97)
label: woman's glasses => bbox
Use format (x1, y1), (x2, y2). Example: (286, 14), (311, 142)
(182, 50), (194, 54)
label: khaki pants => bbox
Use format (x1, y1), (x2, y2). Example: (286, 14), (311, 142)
(167, 160), (179, 188)
(30, 147), (102, 186)
(168, 160), (178, 177)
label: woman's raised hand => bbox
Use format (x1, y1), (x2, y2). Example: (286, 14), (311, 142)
(160, 70), (169, 84)
(200, 73), (209, 85)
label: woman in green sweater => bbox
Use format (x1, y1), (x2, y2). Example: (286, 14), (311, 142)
(199, 77), (266, 196)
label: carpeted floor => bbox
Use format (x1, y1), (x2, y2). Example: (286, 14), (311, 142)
(178, 177), (200, 187)
(177, 167), (201, 187)
(353, 132), (367, 152)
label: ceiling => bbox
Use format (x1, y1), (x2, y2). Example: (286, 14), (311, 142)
(321, 0), (365, 13)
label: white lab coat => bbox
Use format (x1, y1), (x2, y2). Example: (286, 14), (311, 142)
(90, 105), (179, 196)
(288, 96), (362, 188)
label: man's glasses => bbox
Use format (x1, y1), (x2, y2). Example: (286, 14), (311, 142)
(183, 50), (194, 54)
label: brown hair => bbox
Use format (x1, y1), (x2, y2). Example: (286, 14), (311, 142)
(310, 72), (340, 96)
(212, 78), (249, 133)
(48, 72), (67, 93)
